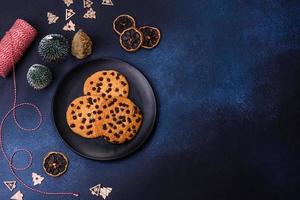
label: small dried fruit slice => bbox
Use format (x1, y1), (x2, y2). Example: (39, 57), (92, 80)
(139, 26), (161, 49)
(43, 152), (68, 177)
(113, 14), (136, 35)
(119, 28), (143, 52)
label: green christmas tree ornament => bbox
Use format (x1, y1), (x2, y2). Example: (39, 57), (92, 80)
(27, 64), (52, 90)
(38, 34), (69, 63)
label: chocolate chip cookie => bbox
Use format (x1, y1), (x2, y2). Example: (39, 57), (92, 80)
(95, 96), (143, 144)
(66, 96), (105, 138)
(83, 70), (129, 98)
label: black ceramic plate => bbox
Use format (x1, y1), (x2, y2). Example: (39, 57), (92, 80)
(52, 58), (156, 160)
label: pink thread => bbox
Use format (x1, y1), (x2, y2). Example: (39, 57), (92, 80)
(0, 19), (37, 78)
(0, 19), (79, 197)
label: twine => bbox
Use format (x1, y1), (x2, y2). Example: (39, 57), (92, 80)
(0, 19), (79, 197)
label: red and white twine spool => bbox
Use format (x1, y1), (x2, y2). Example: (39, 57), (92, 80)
(0, 19), (79, 197)
(0, 19), (37, 78)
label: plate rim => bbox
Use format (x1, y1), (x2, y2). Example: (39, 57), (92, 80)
(51, 57), (157, 161)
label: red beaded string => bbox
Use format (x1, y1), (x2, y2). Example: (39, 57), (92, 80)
(0, 28), (79, 197)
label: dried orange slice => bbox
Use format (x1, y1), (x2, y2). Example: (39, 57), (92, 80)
(113, 14), (136, 35)
(119, 28), (143, 52)
(139, 26), (161, 49)
(43, 152), (68, 177)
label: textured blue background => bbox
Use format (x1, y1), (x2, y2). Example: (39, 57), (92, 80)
(1, 0), (300, 199)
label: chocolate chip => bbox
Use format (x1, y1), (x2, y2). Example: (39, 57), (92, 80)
(108, 83), (112, 87)
(111, 72), (115, 76)
(73, 116), (77, 120)
(79, 101), (83, 104)
(77, 106), (80, 110)
(93, 99), (97, 103)
(80, 126), (84, 130)
(115, 88), (119, 92)
(102, 93), (106, 97)
(92, 87), (96, 91)
(119, 131), (123, 134)
(108, 95), (112, 98)
(82, 118), (87, 123)
(107, 78), (111, 82)
(98, 116), (102, 120)
(70, 124), (75, 128)
(78, 113), (82, 117)
(90, 81), (94, 85)
(99, 77), (104, 81)
(103, 72), (107, 75)
(71, 103), (74, 107)
(97, 110), (102, 114)
(121, 81), (127, 86)
(129, 134), (134, 137)
(93, 111), (97, 114)
(103, 105), (107, 109)
(87, 131), (93, 135)
(108, 129), (112, 133)
(114, 133), (120, 138)
(136, 118), (141, 123)
(95, 105), (99, 109)
(108, 123), (113, 127)
(86, 125), (93, 129)
(71, 111), (75, 114)
(87, 97), (93, 105)
(126, 110), (130, 114)
(113, 117), (117, 121)
(87, 113), (91, 117)
(106, 115), (110, 119)
(87, 92), (91, 95)
(103, 124), (107, 130)
(123, 90), (127, 94)
(127, 117), (132, 123)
